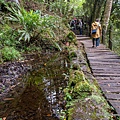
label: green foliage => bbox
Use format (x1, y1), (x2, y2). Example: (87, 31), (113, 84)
(6, 6), (40, 42)
(6, 6), (63, 50)
(1, 46), (21, 61)
(64, 88), (72, 101)
(0, 24), (20, 47)
(74, 81), (91, 92)
(111, 1), (120, 28)
(24, 45), (42, 52)
(69, 51), (77, 60)
(64, 70), (92, 102)
(69, 70), (85, 83)
(65, 31), (76, 43)
(0, 0), (4, 4)
(70, 0), (85, 17)
(49, 0), (72, 18)
(59, 111), (66, 120)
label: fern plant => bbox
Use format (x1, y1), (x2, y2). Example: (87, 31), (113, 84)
(6, 5), (62, 50)
(6, 6), (41, 42)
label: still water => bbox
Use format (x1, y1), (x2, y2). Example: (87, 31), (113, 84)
(0, 52), (69, 120)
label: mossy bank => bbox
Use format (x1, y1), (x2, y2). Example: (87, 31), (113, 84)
(63, 36), (115, 120)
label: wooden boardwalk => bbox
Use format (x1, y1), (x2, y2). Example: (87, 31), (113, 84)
(77, 35), (120, 116)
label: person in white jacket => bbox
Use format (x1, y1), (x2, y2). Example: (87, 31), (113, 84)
(79, 19), (82, 35)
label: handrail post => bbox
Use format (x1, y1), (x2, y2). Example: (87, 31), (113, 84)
(102, 26), (105, 44)
(108, 25), (112, 50)
(87, 25), (90, 36)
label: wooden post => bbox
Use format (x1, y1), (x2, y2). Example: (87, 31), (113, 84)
(108, 25), (112, 50)
(87, 25), (90, 36)
(101, 26), (105, 44)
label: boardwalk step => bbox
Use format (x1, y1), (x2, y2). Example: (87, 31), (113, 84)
(93, 71), (120, 74)
(100, 85), (120, 93)
(105, 93), (120, 100)
(93, 74), (120, 77)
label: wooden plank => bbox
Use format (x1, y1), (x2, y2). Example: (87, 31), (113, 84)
(98, 81), (120, 85)
(87, 50), (113, 53)
(89, 60), (120, 65)
(89, 59), (120, 62)
(105, 93), (120, 100)
(109, 100), (120, 107)
(92, 70), (120, 74)
(91, 65), (120, 69)
(96, 77), (120, 83)
(90, 62), (117, 65)
(87, 52), (117, 55)
(100, 86), (120, 93)
(87, 52), (115, 54)
(94, 74), (120, 77)
(109, 100), (120, 114)
(93, 71), (120, 74)
(92, 68), (120, 71)
(99, 83), (120, 87)
(98, 81), (120, 84)
(96, 77), (120, 80)
(95, 76), (120, 79)
(88, 56), (120, 59)
(86, 50), (111, 52)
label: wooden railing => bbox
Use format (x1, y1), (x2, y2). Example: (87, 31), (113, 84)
(101, 25), (113, 50)
(72, 24), (120, 54)
(101, 25), (120, 55)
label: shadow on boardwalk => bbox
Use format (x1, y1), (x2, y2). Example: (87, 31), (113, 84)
(77, 35), (120, 116)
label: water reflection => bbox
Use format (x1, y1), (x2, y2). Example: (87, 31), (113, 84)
(0, 52), (69, 120)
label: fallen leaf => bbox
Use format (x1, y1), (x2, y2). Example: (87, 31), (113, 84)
(3, 98), (14, 101)
(46, 114), (51, 116)
(44, 63), (46, 66)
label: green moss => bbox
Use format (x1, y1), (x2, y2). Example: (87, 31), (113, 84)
(67, 97), (113, 120)
(69, 70), (85, 83)
(64, 62), (114, 119)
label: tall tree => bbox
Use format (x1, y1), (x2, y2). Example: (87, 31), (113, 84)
(102, 0), (113, 34)
(111, 0), (120, 28)
(83, 0), (105, 24)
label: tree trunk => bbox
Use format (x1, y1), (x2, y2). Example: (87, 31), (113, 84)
(95, 0), (105, 19)
(102, 0), (113, 34)
(90, 0), (97, 23)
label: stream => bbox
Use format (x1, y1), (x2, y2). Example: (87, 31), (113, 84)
(0, 52), (69, 120)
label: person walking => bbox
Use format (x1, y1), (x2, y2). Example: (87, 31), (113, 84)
(91, 18), (102, 48)
(79, 19), (83, 35)
(70, 19), (75, 30)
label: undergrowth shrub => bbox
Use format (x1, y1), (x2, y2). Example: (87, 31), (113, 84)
(1, 46), (21, 61)
(0, 24), (20, 47)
